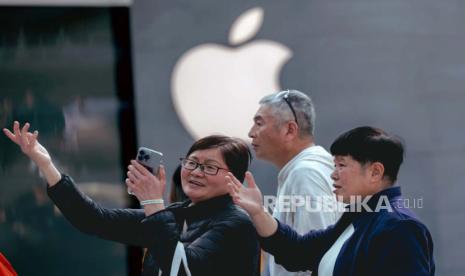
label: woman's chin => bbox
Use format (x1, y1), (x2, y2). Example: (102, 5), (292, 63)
(184, 189), (202, 202)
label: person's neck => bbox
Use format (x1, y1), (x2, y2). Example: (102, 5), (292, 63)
(275, 139), (315, 169)
(365, 180), (394, 198)
(378, 179), (394, 191)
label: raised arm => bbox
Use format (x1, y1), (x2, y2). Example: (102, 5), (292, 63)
(3, 121), (61, 185)
(3, 121), (150, 246)
(226, 171), (338, 272)
(47, 175), (149, 246)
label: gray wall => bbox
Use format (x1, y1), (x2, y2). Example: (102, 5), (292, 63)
(130, 1), (465, 275)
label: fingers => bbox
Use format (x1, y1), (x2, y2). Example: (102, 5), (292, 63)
(30, 130), (39, 145)
(4, 121), (22, 144)
(244, 171), (257, 189)
(3, 128), (17, 143)
(226, 182), (234, 195)
(20, 122), (31, 147)
(225, 176), (240, 194)
(5, 121), (35, 147)
(127, 170), (137, 183)
(127, 160), (162, 187)
(125, 178), (137, 193)
(131, 160), (148, 174)
(26, 131), (38, 144)
(158, 165), (166, 184)
(127, 169), (144, 185)
(126, 162), (165, 200)
(226, 172), (243, 189)
(226, 184), (240, 205)
(225, 175), (243, 204)
(128, 160), (144, 179)
(13, 121), (20, 137)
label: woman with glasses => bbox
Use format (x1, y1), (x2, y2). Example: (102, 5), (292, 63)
(3, 121), (260, 276)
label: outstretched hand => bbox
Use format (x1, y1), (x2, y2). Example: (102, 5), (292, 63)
(3, 121), (61, 186)
(227, 171), (279, 237)
(3, 121), (52, 168)
(226, 171), (264, 217)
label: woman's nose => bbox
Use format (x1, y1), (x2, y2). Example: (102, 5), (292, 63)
(190, 166), (205, 176)
(331, 170), (338, 181)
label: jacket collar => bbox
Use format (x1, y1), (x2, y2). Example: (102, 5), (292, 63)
(337, 186), (402, 229)
(349, 186), (402, 211)
(176, 194), (233, 221)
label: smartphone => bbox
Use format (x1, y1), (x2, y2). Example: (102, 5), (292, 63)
(128, 147), (163, 195)
(136, 147), (163, 174)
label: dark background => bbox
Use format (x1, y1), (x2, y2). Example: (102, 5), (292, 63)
(0, 6), (135, 276)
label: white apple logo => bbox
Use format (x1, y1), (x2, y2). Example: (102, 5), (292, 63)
(171, 7), (293, 141)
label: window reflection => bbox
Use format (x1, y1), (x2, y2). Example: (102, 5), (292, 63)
(0, 7), (132, 276)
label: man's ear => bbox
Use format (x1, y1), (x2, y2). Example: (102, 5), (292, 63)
(370, 162), (385, 182)
(284, 121), (299, 140)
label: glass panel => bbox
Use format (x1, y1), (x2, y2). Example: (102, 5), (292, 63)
(0, 7), (133, 276)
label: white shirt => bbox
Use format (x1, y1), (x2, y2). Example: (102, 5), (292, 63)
(318, 224), (355, 276)
(268, 146), (341, 276)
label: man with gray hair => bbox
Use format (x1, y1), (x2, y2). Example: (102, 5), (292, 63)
(248, 90), (339, 276)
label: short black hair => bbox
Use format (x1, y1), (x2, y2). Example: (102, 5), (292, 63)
(186, 135), (252, 182)
(330, 126), (404, 183)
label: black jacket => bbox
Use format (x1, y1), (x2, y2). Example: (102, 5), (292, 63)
(47, 175), (260, 276)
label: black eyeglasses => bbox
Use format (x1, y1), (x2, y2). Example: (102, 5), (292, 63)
(278, 90), (298, 125)
(180, 158), (229, 175)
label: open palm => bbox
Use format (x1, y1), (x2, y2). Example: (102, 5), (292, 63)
(226, 171), (264, 217)
(3, 121), (52, 167)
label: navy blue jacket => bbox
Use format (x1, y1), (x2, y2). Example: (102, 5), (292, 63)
(260, 187), (435, 276)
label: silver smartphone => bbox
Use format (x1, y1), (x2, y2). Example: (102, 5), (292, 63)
(128, 147), (164, 195)
(136, 147), (163, 174)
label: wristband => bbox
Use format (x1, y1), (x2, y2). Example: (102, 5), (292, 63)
(140, 199), (164, 206)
